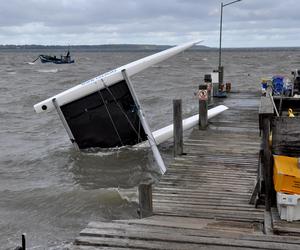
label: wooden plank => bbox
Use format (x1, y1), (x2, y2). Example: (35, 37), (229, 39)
(119, 217), (263, 236)
(259, 96), (274, 114)
(153, 207), (264, 220)
(72, 246), (138, 250)
(153, 187), (254, 197)
(153, 193), (252, 202)
(153, 198), (264, 210)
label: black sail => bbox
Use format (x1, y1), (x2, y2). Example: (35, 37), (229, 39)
(60, 80), (147, 149)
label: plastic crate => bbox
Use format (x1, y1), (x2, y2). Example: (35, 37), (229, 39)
(277, 192), (300, 222)
(273, 155), (300, 195)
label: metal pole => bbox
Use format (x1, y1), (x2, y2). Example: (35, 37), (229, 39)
(223, 0), (242, 7)
(121, 69), (166, 174)
(218, 2), (223, 70)
(218, 0), (242, 85)
(52, 98), (80, 150)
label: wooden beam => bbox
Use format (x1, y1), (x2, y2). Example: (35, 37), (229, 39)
(173, 99), (183, 156)
(138, 184), (153, 218)
(198, 84), (208, 130)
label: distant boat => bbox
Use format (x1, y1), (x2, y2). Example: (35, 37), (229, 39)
(32, 51), (75, 64)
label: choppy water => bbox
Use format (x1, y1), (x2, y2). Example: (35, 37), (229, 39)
(1, 48), (300, 249)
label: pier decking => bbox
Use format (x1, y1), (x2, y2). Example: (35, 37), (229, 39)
(71, 91), (300, 249)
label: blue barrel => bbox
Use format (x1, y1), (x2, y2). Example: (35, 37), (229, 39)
(272, 75), (284, 95)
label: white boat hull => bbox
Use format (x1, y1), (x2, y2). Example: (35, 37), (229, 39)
(135, 105), (228, 147)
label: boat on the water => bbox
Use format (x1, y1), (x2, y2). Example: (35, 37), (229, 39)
(34, 40), (228, 174)
(35, 51), (74, 64)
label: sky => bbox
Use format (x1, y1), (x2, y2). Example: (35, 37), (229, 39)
(0, 0), (299, 48)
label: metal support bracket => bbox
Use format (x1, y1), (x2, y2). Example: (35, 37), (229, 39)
(121, 69), (166, 174)
(52, 98), (80, 151)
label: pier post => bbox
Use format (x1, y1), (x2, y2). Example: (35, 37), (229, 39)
(259, 94), (274, 211)
(204, 74), (213, 105)
(262, 116), (272, 211)
(22, 234), (26, 250)
(138, 184), (153, 218)
(198, 84), (208, 130)
(173, 99), (183, 156)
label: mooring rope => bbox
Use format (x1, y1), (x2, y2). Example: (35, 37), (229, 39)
(31, 55), (41, 63)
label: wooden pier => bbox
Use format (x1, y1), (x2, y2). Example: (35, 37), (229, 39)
(71, 91), (300, 249)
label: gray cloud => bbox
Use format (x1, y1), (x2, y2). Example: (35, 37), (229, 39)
(0, 0), (299, 47)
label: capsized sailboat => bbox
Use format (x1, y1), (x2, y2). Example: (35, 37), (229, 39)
(34, 40), (227, 174)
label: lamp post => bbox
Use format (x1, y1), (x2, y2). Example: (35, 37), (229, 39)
(218, 0), (242, 85)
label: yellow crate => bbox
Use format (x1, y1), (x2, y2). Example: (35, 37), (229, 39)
(273, 155), (300, 194)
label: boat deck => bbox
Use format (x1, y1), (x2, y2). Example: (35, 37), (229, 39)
(71, 91), (300, 249)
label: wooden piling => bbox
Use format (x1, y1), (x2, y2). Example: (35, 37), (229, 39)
(173, 99), (183, 156)
(138, 184), (153, 218)
(198, 84), (208, 130)
(259, 94), (274, 211)
(22, 234), (26, 250)
(262, 116), (272, 211)
(204, 74), (212, 105)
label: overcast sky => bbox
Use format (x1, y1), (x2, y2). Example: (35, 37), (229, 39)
(0, 0), (299, 47)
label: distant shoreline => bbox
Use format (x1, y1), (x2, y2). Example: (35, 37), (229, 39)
(0, 44), (299, 52)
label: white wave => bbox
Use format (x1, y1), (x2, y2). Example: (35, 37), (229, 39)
(82, 145), (128, 156)
(117, 187), (138, 203)
(37, 69), (58, 73)
(85, 150), (116, 156)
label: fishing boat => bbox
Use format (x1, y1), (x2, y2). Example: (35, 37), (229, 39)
(33, 51), (74, 64)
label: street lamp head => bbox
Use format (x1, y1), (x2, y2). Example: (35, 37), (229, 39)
(223, 0), (242, 7)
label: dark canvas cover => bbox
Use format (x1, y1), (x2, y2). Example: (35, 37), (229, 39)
(60, 80), (147, 149)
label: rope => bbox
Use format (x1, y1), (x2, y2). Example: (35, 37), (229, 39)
(31, 55), (41, 63)
(101, 79), (143, 143)
(97, 89), (124, 146)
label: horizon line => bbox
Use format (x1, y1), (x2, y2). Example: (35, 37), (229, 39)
(0, 44), (300, 49)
